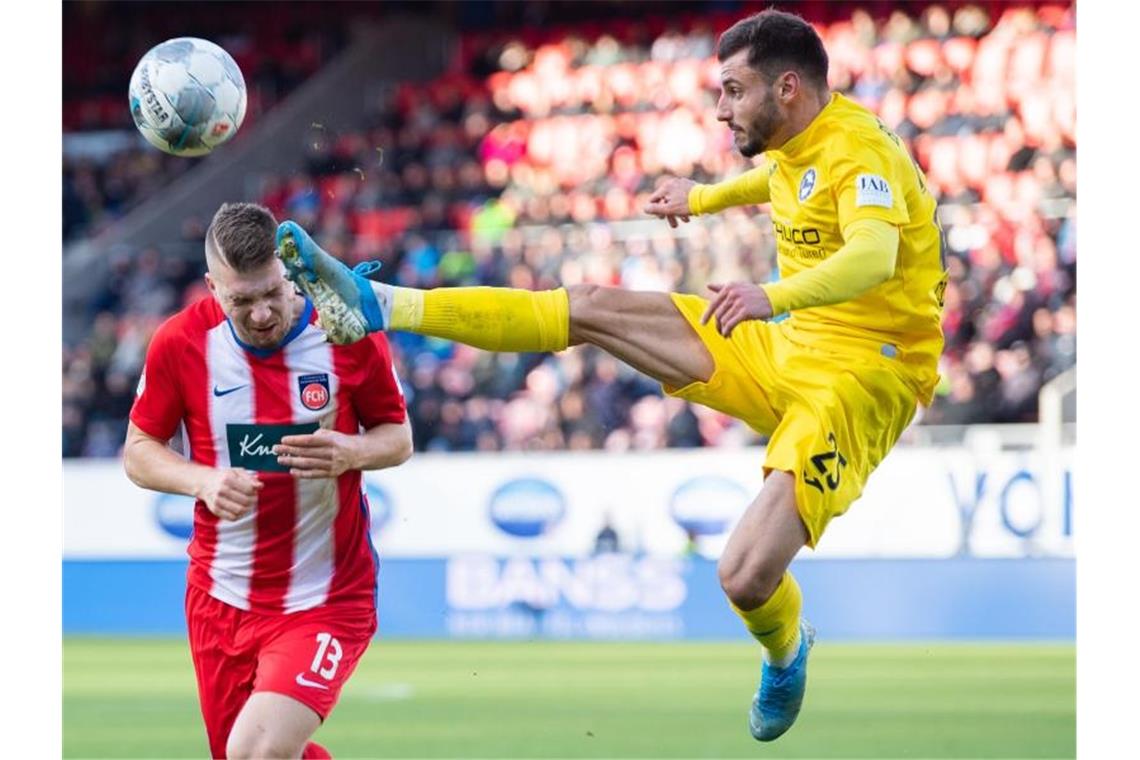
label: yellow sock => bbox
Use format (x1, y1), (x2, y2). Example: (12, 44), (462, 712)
(389, 286), (569, 353)
(730, 572), (803, 665)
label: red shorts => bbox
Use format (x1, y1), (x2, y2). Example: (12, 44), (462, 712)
(185, 584), (377, 759)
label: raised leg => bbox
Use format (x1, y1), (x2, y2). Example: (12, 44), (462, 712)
(567, 284), (714, 390)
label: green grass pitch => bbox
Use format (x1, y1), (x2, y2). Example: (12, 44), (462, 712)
(64, 638), (1074, 759)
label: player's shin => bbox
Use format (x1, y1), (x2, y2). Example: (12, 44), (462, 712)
(385, 285), (570, 352)
(730, 571), (803, 668)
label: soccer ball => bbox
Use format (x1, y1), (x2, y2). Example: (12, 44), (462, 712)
(128, 37), (247, 157)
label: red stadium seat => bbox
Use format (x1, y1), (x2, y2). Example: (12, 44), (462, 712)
(972, 36), (1011, 111)
(355, 208), (417, 242)
(1037, 3), (1073, 29)
(907, 88), (950, 132)
(1053, 89), (1076, 143)
(508, 70), (549, 118)
(573, 65), (605, 109)
(317, 177), (340, 202)
(926, 137), (962, 193)
(605, 62), (641, 109)
(825, 21), (870, 78)
(667, 60), (702, 108)
(911, 133), (933, 171)
(983, 172), (1015, 208)
(959, 134), (990, 191)
(1047, 30), (1075, 83)
(1007, 33), (1048, 106)
(941, 37), (977, 78)
(1010, 33), (1048, 84)
(872, 42), (905, 77)
(1013, 171), (1043, 209)
(905, 39), (943, 78)
(1018, 90), (1053, 144)
(877, 88), (908, 131)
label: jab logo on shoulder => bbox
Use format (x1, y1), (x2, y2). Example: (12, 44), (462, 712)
(798, 168), (817, 202)
(298, 373), (330, 411)
(855, 173), (893, 208)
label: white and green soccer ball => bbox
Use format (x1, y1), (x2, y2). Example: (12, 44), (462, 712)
(128, 37), (247, 157)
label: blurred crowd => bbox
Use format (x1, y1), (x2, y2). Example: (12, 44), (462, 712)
(63, 1), (353, 242)
(62, 2), (1076, 457)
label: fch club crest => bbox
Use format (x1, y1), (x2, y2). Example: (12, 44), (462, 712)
(798, 168), (817, 202)
(298, 373), (330, 411)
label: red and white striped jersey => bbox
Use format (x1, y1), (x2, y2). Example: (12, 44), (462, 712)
(130, 297), (406, 615)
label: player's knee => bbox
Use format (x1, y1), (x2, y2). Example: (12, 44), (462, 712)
(226, 729), (305, 760)
(717, 555), (784, 611)
(224, 731), (255, 760)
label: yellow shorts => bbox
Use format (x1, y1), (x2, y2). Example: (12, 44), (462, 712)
(665, 294), (918, 547)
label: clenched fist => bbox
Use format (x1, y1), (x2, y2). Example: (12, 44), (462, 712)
(198, 468), (263, 521)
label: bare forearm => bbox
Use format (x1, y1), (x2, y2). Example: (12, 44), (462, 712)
(123, 433), (211, 498)
(349, 420), (413, 471)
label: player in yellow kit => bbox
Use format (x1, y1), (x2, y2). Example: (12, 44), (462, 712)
(275, 9), (946, 742)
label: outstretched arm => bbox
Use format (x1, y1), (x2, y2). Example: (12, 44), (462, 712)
(702, 218), (900, 335)
(645, 165), (772, 226)
(689, 165), (771, 214)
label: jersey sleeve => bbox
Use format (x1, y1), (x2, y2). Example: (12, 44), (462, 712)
(129, 317), (186, 441)
(352, 333), (408, 428)
(689, 162), (771, 214)
(831, 129), (911, 233)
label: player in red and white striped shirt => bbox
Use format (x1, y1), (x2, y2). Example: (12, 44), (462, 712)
(123, 202), (411, 759)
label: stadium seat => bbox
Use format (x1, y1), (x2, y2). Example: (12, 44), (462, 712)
(959, 134), (991, 191)
(872, 41), (905, 78)
(941, 36), (977, 78)
(905, 38), (943, 78)
(926, 137), (963, 193)
(355, 207), (417, 242)
(1047, 30), (1075, 84)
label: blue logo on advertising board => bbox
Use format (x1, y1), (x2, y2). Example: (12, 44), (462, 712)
(153, 485), (395, 541)
(488, 478), (566, 538)
(153, 492), (196, 540)
(364, 482), (394, 535)
(669, 476), (749, 536)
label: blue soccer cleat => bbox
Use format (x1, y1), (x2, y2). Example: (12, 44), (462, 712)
(275, 220), (390, 344)
(749, 620), (816, 742)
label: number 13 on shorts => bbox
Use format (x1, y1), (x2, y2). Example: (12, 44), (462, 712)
(310, 632), (342, 680)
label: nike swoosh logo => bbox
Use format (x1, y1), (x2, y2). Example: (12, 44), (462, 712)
(213, 384), (248, 397)
(295, 673), (330, 690)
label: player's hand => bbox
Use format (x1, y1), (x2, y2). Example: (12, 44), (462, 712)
(198, 468), (262, 521)
(644, 176), (696, 228)
(701, 282), (774, 337)
(275, 428), (359, 479)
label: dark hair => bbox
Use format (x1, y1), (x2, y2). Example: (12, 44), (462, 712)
(717, 10), (829, 89)
(206, 202), (278, 272)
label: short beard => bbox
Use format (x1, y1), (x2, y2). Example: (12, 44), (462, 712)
(738, 135), (762, 158)
(737, 100), (780, 157)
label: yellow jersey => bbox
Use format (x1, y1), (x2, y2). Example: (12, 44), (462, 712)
(763, 93), (947, 403)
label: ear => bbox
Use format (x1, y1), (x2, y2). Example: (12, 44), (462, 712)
(204, 272), (217, 295)
(777, 70), (801, 102)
